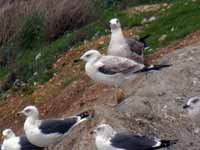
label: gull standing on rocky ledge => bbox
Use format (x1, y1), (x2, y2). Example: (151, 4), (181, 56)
(81, 49), (171, 103)
(19, 105), (91, 148)
(108, 18), (150, 64)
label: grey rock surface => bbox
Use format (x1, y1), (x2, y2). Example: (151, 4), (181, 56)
(50, 43), (200, 150)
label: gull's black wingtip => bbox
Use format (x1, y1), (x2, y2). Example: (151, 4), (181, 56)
(137, 64), (172, 73)
(170, 139), (179, 145)
(77, 109), (95, 119)
(183, 104), (190, 109)
(154, 63), (172, 67)
(160, 139), (178, 148)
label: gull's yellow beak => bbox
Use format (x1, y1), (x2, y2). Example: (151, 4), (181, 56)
(17, 111), (24, 116)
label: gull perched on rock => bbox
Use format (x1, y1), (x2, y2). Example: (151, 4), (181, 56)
(1, 128), (43, 150)
(183, 96), (200, 133)
(19, 105), (91, 148)
(91, 124), (178, 150)
(108, 18), (150, 64)
(81, 49), (171, 103)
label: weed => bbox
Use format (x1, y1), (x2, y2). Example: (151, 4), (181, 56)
(18, 13), (45, 50)
(63, 76), (79, 87)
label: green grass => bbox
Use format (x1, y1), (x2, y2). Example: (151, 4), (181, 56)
(2, 0), (200, 95)
(142, 0), (200, 54)
(0, 67), (11, 80)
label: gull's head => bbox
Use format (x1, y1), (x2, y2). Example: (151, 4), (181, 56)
(2, 129), (16, 140)
(80, 50), (101, 62)
(183, 97), (200, 114)
(92, 124), (115, 138)
(19, 105), (39, 118)
(109, 18), (121, 30)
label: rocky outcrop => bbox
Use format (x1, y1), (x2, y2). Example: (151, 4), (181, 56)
(47, 43), (200, 150)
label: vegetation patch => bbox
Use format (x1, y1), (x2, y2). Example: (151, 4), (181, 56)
(141, 0), (200, 53)
(63, 76), (79, 87)
(1, 0), (200, 98)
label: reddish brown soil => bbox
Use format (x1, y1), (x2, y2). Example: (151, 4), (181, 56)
(0, 28), (200, 138)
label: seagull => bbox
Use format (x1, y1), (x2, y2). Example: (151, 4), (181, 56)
(1, 128), (43, 150)
(18, 105), (91, 148)
(81, 49), (171, 103)
(183, 96), (200, 133)
(108, 18), (150, 64)
(91, 124), (178, 150)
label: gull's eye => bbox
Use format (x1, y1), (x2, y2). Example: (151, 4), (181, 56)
(6, 130), (11, 135)
(97, 127), (101, 131)
(25, 109), (31, 113)
(192, 98), (199, 104)
(86, 54), (91, 58)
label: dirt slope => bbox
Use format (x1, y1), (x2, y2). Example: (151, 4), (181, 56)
(0, 29), (200, 149)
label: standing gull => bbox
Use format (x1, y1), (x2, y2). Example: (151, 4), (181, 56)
(81, 49), (171, 103)
(183, 96), (200, 133)
(19, 105), (91, 148)
(1, 128), (43, 150)
(108, 18), (150, 64)
(91, 124), (178, 150)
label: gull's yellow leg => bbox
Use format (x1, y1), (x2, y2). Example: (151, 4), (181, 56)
(116, 88), (125, 104)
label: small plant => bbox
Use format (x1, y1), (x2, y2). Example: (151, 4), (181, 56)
(18, 13), (45, 50)
(37, 69), (55, 84)
(0, 67), (11, 80)
(63, 76), (79, 87)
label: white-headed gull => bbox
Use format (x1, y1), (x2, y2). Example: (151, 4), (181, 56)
(1, 128), (43, 150)
(19, 105), (91, 147)
(183, 96), (200, 133)
(81, 49), (171, 103)
(108, 18), (150, 64)
(91, 124), (178, 150)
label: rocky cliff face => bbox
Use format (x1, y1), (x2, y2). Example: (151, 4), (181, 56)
(48, 43), (200, 150)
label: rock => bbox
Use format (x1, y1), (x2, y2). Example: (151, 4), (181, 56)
(163, 3), (168, 7)
(99, 41), (104, 45)
(149, 16), (156, 22)
(192, 78), (198, 85)
(117, 96), (154, 118)
(158, 34), (167, 43)
(167, 5), (172, 9)
(141, 18), (148, 24)
(132, 35), (140, 40)
(35, 52), (42, 61)
(33, 72), (38, 76)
